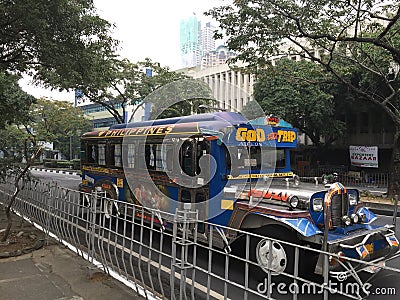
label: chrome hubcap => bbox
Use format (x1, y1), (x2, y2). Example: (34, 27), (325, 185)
(256, 239), (287, 274)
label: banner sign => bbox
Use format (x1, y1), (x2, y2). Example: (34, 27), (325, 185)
(349, 146), (378, 168)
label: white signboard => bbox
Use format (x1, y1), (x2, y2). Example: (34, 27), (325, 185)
(349, 146), (378, 168)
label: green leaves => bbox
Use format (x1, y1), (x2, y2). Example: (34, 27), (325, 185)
(251, 59), (345, 146)
(0, 0), (118, 89)
(0, 72), (35, 129)
(28, 99), (91, 144)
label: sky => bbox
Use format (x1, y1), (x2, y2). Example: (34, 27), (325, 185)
(20, 0), (224, 102)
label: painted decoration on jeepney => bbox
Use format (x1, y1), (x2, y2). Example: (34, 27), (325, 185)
(229, 125), (297, 148)
(82, 123), (200, 139)
(266, 115), (279, 126)
(349, 146), (378, 168)
(132, 182), (172, 212)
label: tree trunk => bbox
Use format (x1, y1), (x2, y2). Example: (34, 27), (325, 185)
(0, 147), (42, 242)
(388, 129), (400, 198)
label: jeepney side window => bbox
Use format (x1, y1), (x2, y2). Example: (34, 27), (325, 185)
(155, 144), (172, 171)
(260, 148), (285, 169)
(143, 143), (156, 170)
(196, 139), (209, 175)
(98, 144), (106, 165)
(276, 149), (285, 168)
(80, 142), (86, 163)
(180, 139), (194, 176)
(128, 143), (135, 168)
(224, 145), (231, 171)
(87, 144), (98, 164)
(181, 189), (191, 203)
(123, 143), (135, 168)
(110, 144), (122, 167)
(250, 146), (261, 168)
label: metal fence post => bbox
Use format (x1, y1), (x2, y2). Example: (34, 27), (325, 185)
(88, 187), (100, 265)
(44, 183), (53, 245)
(323, 193), (330, 300)
(171, 203), (197, 300)
(393, 195), (398, 229)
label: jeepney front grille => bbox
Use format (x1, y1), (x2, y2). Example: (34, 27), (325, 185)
(331, 193), (349, 227)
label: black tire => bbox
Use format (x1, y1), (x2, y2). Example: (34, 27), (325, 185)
(255, 226), (321, 281)
(250, 226), (296, 281)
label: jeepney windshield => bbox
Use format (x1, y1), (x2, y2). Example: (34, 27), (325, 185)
(227, 146), (285, 170)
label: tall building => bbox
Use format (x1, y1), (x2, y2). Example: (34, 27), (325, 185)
(180, 14), (201, 68)
(200, 22), (215, 54)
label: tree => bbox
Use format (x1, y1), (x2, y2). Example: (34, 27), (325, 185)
(0, 0), (115, 241)
(146, 78), (217, 119)
(77, 58), (215, 123)
(0, 0), (118, 84)
(208, 0), (400, 196)
(27, 99), (92, 159)
(252, 59), (345, 147)
(0, 72), (35, 129)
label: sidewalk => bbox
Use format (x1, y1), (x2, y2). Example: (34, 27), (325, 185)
(30, 166), (80, 176)
(0, 209), (143, 300)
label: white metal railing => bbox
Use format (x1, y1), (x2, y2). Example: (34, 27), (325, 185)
(0, 177), (399, 300)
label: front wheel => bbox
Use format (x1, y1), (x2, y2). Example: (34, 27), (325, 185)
(250, 227), (296, 279)
(251, 226), (319, 282)
(256, 238), (290, 275)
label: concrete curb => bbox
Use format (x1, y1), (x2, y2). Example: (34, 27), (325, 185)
(30, 167), (80, 177)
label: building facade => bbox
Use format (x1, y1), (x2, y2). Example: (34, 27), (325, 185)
(201, 45), (237, 69)
(181, 63), (255, 112)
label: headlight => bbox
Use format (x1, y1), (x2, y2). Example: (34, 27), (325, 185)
(351, 213), (359, 224)
(312, 198), (323, 212)
(342, 215), (351, 226)
(289, 196), (299, 209)
(349, 193), (358, 206)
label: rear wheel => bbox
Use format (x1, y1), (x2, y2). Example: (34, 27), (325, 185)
(98, 193), (120, 227)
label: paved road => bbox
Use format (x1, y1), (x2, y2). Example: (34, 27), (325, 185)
(30, 169), (81, 190)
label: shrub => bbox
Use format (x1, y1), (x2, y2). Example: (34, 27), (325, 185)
(71, 159), (80, 170)
(56, 160), (72, 168)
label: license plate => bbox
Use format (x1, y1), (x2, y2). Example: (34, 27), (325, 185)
(365, 243), (374, 254)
